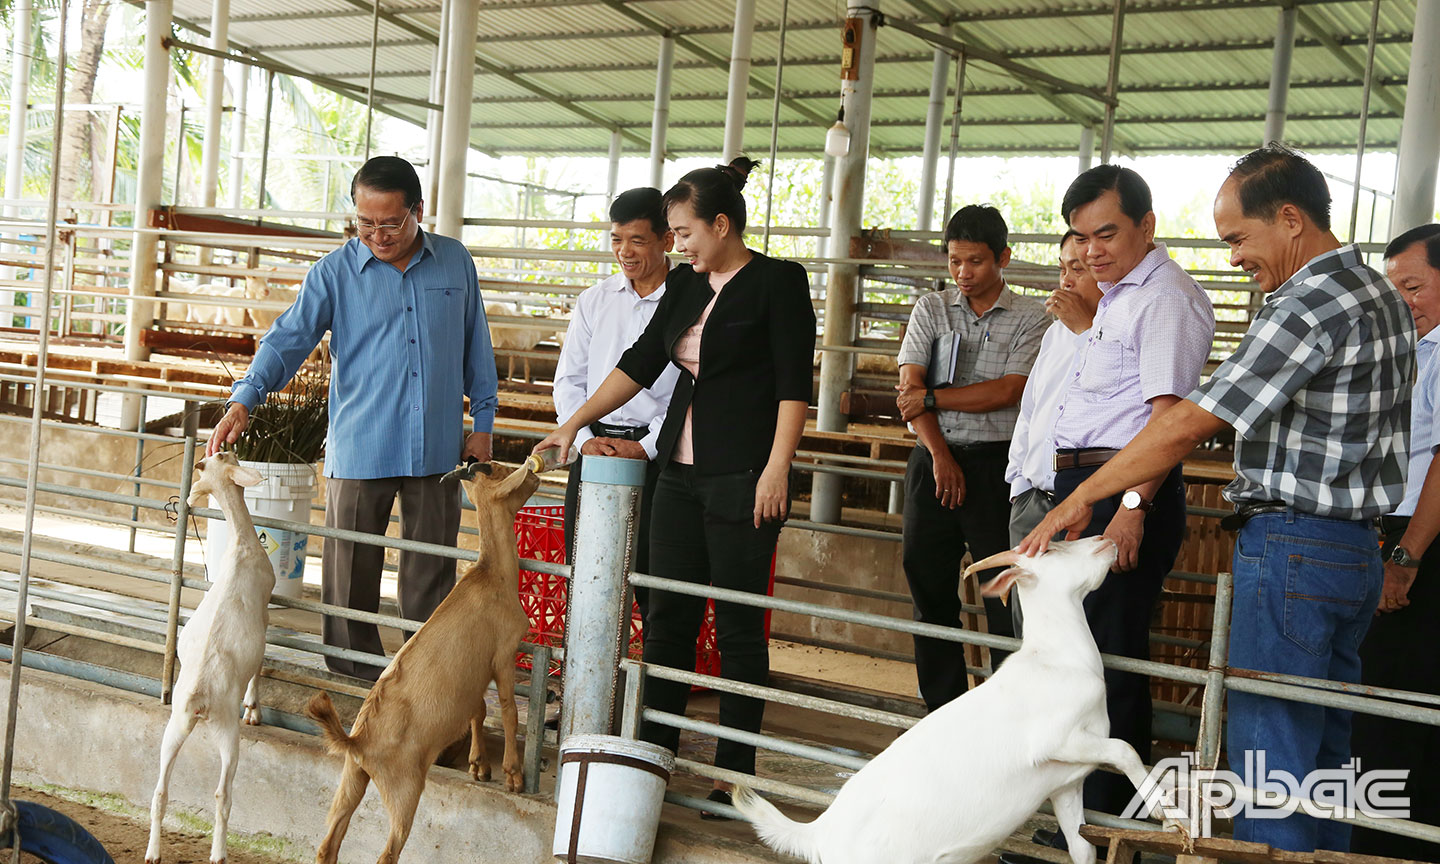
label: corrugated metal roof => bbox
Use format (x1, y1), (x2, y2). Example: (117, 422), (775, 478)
(171, 0), (1418, 158)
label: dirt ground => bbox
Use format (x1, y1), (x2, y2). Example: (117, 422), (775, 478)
(11, 785), (295, 864)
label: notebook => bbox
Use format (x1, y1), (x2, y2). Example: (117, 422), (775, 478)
(926, 332), (962, 389)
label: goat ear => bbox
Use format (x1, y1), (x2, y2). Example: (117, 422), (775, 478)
(979, 567), (1028, 606)
(226, 464), (265, 488)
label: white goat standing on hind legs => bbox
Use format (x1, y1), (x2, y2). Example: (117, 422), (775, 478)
(734, 536), (1188, 864)
(146, 452), (276, 864)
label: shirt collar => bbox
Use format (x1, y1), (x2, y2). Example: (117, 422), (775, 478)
(352, 229), (434, 274)
(1098, 243), (1170, 297)
(1283, 243), (1362, 288)
(1420, 327), (1440, 349)
(945, 283), (1014, 319)
(608, 258), (675, 298)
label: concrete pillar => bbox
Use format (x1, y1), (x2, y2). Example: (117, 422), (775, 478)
(435, 0), (478, 239)
(2, 0), (33, 323)
(120, 0), (172, 429)
(425, 0), (451, 211)
(649, 35), (675, 191)
(227, 63), (247, 209)
(559, 455), (646, 741)
(1392, 0), (1440, 236)
(916, 30), (950, 233)
(1264, 5), (1297, 145)
(812, 5), (880, 525)
(1078, 126), (1095, 173)
(606, 129), (622, 205)
(197, 0), (228, 268)
(1098, 0), (1125, 164)
(722, 0), (756, 162)
(816, 154), (836, 262)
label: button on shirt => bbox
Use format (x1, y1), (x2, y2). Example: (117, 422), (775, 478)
(1189, 244), (1414, 520)
(230, 232), (498, 480)
(897, 285), (1049, 445)
(1052, 243), (1215, 450)
(1396, 328), (1440, 517)
(553, 268), (680, 461)
(1006, 320), (1087, 498)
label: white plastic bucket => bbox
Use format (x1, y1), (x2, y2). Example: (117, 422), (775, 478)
(552, 734), (673, 864)
(203, 461), (318, 600)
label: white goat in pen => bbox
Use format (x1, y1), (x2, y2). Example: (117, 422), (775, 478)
(146, 452), (275, 864)
(486, 300), (548, 380)
(735, 536), (1184, 864)
(172, 278), (249, 328)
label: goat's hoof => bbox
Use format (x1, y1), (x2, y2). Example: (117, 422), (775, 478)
(243, 705), (262, 726)
(469, 762), (491, 782)
(505, 772), (523, 794)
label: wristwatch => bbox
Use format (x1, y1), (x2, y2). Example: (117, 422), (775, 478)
(923, 389), (936, 411)
(1121, 490), (1153, 513)
(1389, 545), (1420, 567)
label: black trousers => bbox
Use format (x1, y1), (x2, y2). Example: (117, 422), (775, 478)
(563, 448), (660, 622)
(1350, 524), (1440, 862)
(639, 464), (782, 775)
(1054, 461), (1186, 817)
(901, 441), (1015, 713)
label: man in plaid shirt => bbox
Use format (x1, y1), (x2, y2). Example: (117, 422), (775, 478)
(896, 204), (1049, 712)
(1021, 145), (1414, 854)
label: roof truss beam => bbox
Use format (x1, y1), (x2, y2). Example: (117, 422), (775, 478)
(474, 109), (1400, 132)
(330, 0), (650, 149)
(591, 0), (833, 130)
(463, 74), (1408, 106)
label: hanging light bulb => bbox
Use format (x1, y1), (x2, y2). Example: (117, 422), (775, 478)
(825, 105), (850, 158)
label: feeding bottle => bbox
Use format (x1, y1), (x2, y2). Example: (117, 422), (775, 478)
(524, 446), (577, 474)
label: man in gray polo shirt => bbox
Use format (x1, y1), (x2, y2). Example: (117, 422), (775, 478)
(896, 204), (1048, 712)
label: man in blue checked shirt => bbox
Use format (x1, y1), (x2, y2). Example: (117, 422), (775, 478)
(1021, 145), (1414, 854)
(209, 156), (498, 680)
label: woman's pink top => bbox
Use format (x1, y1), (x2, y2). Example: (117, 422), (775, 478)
(671, 265), (743, 465)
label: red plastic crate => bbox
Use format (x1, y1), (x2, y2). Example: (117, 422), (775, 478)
(514, 505), (775, 682)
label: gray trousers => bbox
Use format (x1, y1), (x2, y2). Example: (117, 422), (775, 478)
(321, 474), (461, 679)
(1007, 487), (1056, 638)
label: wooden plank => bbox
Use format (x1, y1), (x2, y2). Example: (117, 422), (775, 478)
(138, 328), (255, 356)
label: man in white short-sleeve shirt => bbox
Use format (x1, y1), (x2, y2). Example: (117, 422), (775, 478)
(554, 188), (679, 615)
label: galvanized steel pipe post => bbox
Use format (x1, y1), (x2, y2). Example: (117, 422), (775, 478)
(558, 454), (646, 742)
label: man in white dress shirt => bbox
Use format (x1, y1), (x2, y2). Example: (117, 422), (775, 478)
(1005, 230), (1102, 549)
(554, 188), (679, 615)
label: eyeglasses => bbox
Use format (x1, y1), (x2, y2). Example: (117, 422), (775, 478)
(356, 207), (415, 240)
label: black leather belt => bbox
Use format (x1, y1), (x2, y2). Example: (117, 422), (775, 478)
(588, 421), (649, 442)
(1220, 500), (1288, 532)
(1053, 448), (1121, 471)
(1379, 514), (1410, 538)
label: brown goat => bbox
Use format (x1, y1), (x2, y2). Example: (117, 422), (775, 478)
(305, 461), (540, 864)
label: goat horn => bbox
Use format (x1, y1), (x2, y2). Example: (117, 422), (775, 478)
(963, 549), (1022, 578)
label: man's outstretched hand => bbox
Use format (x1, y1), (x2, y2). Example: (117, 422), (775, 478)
(207, 402), (250, 457)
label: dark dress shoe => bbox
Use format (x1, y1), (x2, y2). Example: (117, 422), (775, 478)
(699, 788), (733, 821)
(1031, 828), (1063, 848)
(997, 853), (1055, 864)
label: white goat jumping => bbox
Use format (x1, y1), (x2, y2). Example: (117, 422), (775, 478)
(735, 536), (1182, 864)
(146, 452), (275, 864)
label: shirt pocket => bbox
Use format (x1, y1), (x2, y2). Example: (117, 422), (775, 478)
(1077, 335), (1129, 398)
(422, 285), (466, 345)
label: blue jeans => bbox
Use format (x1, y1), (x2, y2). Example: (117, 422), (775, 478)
(1227, 510), (1382, 852)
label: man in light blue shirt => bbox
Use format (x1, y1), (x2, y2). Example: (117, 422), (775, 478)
(1350, 223), (1440, 859)
(209, 156), (497, 679)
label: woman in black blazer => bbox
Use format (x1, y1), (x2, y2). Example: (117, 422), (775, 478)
(535, 158), (816, 807)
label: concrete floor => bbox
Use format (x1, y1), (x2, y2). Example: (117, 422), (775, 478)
(0, 507), (1093, 864)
